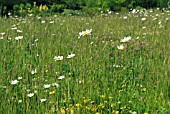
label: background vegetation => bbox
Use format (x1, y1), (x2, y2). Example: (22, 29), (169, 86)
(0, 0), (170, 17)
(0, 7), (170, 113)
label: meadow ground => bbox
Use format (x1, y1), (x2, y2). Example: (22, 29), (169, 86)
(0, 9), (170, 114)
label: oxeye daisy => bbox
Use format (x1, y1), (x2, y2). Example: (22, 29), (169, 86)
(54, 56), (63, 61)
(27, 93), (34, 97)
(10, 80), (19, 85)
(117, 44), (125, 50)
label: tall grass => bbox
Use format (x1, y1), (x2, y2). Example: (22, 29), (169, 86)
(0, 9), (170, 114)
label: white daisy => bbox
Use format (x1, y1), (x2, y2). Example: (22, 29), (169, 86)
(67, 54), (75, 58)
(40, 99), (46, 102)
(54, 56), (63, 61)
(43, 84), (51, 88)
(27, 93), (34, 97)
(117, 45), (125, 50)
(10, 80), (19, 85)
(58, 75), (65, 80)
(120, 36), (131, 42)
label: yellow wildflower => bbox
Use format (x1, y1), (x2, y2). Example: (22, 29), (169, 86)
(109, 96), (113, 99)
(49, 91), (55, 95)
(117, 101), (121, 104)
(70, 109), (74, 114)
(115, 111), (119, 114)
(75, 103), (81, 107)
(119, 90), (123, 92)
(39, 4), (42, 12)
(34, 2), (36, 7)
(128, 101), (133, 104)
(45, 69), (48, 73)
(122, 84), (126, 88)
(43, 4), (48, 11)
(98, 103), (104, 108)
(86, 106), (90, 110)
(111, 103), (116, 107)
(112, 110), (116, 113)
(84, 100), (88, 103)
(60, 108), (65, 114)
(100, 95), (105, 98)
(143, 88), (146, 91)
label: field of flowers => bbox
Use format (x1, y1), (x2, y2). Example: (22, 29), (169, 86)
(0, 8), (170, 114)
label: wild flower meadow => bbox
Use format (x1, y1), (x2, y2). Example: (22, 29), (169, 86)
(0, 9), (170, 114)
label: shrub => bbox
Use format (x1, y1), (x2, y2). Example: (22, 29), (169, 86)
(62, 9), (84, 16)
(13, 4), (20, 11)
(135, 6), (144, 10)
(51, 4), (65, 13)
(25, 3), (32, 9)
(20, 3), (25, 9)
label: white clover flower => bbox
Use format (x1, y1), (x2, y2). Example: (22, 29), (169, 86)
(15, 36), (23, 40)
(58, 75), (65, 80)
(79, 29), (92, 37)
(54, 56), (63, 61)
(120, 36), (131, 42)
(27, 93), (34, 97)
(43, 84), (51, 88)
(40, 99), (46, 102)
(117, 45), (125, 50)
(67, 54), (75, 58)
(10, 80), (19, 85)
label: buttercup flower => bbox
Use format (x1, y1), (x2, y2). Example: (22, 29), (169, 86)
(49, 91), (56, 95)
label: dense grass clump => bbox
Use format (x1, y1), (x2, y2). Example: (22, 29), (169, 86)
(0, 9), (170, 114)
